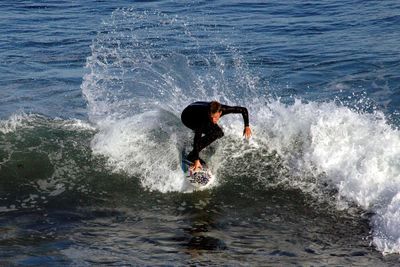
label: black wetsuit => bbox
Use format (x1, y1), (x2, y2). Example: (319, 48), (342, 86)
(181, 101), (249, 162)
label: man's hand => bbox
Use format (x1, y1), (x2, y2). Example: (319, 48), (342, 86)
(190, 159), (202, 172)
(243, 126), (252, 139)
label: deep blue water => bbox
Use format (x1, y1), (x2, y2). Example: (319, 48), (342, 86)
(1, 1), (400, 265)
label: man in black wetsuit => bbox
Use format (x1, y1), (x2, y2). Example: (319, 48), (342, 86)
(181, 101), (252, 171)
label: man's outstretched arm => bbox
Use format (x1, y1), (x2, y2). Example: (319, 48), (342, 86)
(221, 105), (249, 126)
(221, 105), (252, 139)
(192, 129), (202, 161)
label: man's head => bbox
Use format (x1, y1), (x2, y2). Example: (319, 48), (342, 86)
(209, 101), (222, 124)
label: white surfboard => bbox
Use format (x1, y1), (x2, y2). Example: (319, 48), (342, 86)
(181, 157), (215, 189)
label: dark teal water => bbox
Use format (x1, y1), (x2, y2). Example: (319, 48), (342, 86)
(1, 1), (400, 265)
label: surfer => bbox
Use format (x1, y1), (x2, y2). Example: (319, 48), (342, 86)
(181, 101), (252, 171)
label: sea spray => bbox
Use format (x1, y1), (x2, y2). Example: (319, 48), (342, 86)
(90, 110), (188, 192)
(82, 9), (262, 192)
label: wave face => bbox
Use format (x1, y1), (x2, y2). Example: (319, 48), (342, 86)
(80, 8), (400, 255)
(0, 113), (98, 212)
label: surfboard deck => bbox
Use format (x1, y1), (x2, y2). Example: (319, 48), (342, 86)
(181, 153), (214, 189)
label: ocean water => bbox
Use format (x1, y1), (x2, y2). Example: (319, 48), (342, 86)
(1, 0), (400, 265)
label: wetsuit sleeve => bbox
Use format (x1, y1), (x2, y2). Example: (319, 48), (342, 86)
(192, 128), (202, 160)
(221, 105), (249, 127)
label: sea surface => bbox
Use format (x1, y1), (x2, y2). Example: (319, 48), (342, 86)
(1, 0), (400, 266)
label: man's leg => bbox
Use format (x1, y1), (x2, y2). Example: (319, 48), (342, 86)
(187, 124), (224, 162)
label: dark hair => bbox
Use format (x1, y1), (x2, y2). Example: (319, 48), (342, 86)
(210, 101), (221, 114)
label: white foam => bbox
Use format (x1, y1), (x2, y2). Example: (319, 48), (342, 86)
(373, 192), (400, 254)
(0, 112), (94, 134)
(90, 110), (190, 192)
(250, 99), (400, 254)
(59, 118), (96, 131)
(0, 112), (32, 134)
